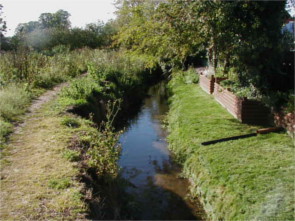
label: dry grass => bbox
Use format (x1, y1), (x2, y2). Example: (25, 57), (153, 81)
(0, 90), (87, 220)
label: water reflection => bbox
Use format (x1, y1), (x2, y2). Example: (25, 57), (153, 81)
(119, 82), (205, 220)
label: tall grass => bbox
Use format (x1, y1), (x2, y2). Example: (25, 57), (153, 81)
(0, 84), (31, 121)
(0, 48), (157, 148)
(61, 50), (154, 107)
(0, 48), (92, 148)
(0, 48), (90, 88)
(0, 84), (31, 148)
(57, 51), (158, 219)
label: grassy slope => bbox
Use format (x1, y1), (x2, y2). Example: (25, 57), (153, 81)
(167, 76), (294, 220)
(0, 82), (109, 220)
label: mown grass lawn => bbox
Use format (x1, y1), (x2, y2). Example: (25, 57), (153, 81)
(167, 74), (294, 220)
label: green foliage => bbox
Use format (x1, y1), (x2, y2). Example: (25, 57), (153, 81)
(114, 0), (203, 69)
(0, 49), (89, 87)
(59, 50), (155, 181)
(61, 77), (102, 101)
(220, 79), (262, 99)
(87, 127), (121, 177)
(0, 4), (7, 48)
(48, 178), (72, 190)
(0, 83), (31, 148)
(0, 119), (13, 148)
(13, 9), (117, 52)
(115, 0), (290, 107)
(167, 75), (294, 220)
(184, 68), (199, 84)
(0, 84), (31, 121)
(262, 90), (295, 112)
(62, 149), (80, 162)
(0, 48), (92, 149)
(61, 117), (81, 128)
(87, 100), (122, 178)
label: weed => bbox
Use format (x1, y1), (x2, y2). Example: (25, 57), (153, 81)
(48, 178), (72, 190)
(0, 84), (31, 121)
(0, 119), (13, 147)
(61, 117), (81, 128)
(62, 149), (80, 162)
(87, 100), (122, 178)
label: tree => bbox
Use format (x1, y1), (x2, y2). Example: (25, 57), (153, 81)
(39, 10), (71, 30)
(0, 4), (6, 35)
(0, 4), (7, 50)
(115, 0), (289, 92)
(15, 21), (40, 35)
(114, 0), (204, 68)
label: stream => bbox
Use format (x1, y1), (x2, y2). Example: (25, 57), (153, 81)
(118, 83), (205, 220)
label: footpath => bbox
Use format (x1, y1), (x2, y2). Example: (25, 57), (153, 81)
(0, 82), (87, 220)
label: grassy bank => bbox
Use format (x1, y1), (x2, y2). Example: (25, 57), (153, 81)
(167, 72), (294, 220)
(0, 48), (159, 149)
(0, 49), (91, 149)
(1, 50), (159, 220)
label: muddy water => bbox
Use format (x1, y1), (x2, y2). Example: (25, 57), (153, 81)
(119, 83), (205, 220)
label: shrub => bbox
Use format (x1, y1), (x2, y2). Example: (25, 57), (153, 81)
(61, 77), (102, 101)
(48, 178), (72, 190)
(61, 117), (81, 128)
(0, 84), (32, 121)
(62, 149), (80, 162)
(184, 68), (199, 84)
(0, 119), (13, 148)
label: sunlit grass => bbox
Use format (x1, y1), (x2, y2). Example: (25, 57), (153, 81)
(167, 73), (294, 220)
(0, 84), (31, 121)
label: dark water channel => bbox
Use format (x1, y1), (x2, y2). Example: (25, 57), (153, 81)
(118, 83), (205, 220)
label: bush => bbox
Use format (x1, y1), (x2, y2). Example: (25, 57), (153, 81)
(48, 178), (72, 190)
(0, 84), (32, 121)
(0, 49), (90, 89)
(0, 119), (13, 147)
(184, 68), (199, 84)
(61, 117), (81, 128)
(61, 77), (102, 101)
(62, 149), (80, 162)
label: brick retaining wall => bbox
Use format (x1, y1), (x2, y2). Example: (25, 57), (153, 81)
(198, 73), (294, 133)
(199, 74), (227, 94)
(199, 74), (270, 125)
(199, 74), (214, 94)
(213, 83), (270, 124)
(214, 83), (241, 119)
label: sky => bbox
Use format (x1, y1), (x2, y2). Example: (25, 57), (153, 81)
(1, 0), (294, 37)
(1, 0), (117, 36)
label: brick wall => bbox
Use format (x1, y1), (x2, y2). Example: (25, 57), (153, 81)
(199, 78), (270, 125)
(199, 74), (214, 94)
(274, 112), (295, 136)
(198, 73), (294, 132)
(214, 83), (241, 119)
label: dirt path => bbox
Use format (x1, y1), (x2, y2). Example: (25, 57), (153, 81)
(14, 82), (68, 135)
(0, 81), (86, 220)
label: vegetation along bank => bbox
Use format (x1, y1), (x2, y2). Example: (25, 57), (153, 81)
(1, 0), (294, 220)
(0, 49), (161, 220)
(167, 70), (294, 220)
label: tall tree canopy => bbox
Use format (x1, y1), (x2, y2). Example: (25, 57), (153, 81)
(0, 4), (8, 50)
(115, 0), (289, 92)
(38, 10), (71, 29)
(12, 9), (117, 52)
(0, 4), (6, 35)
